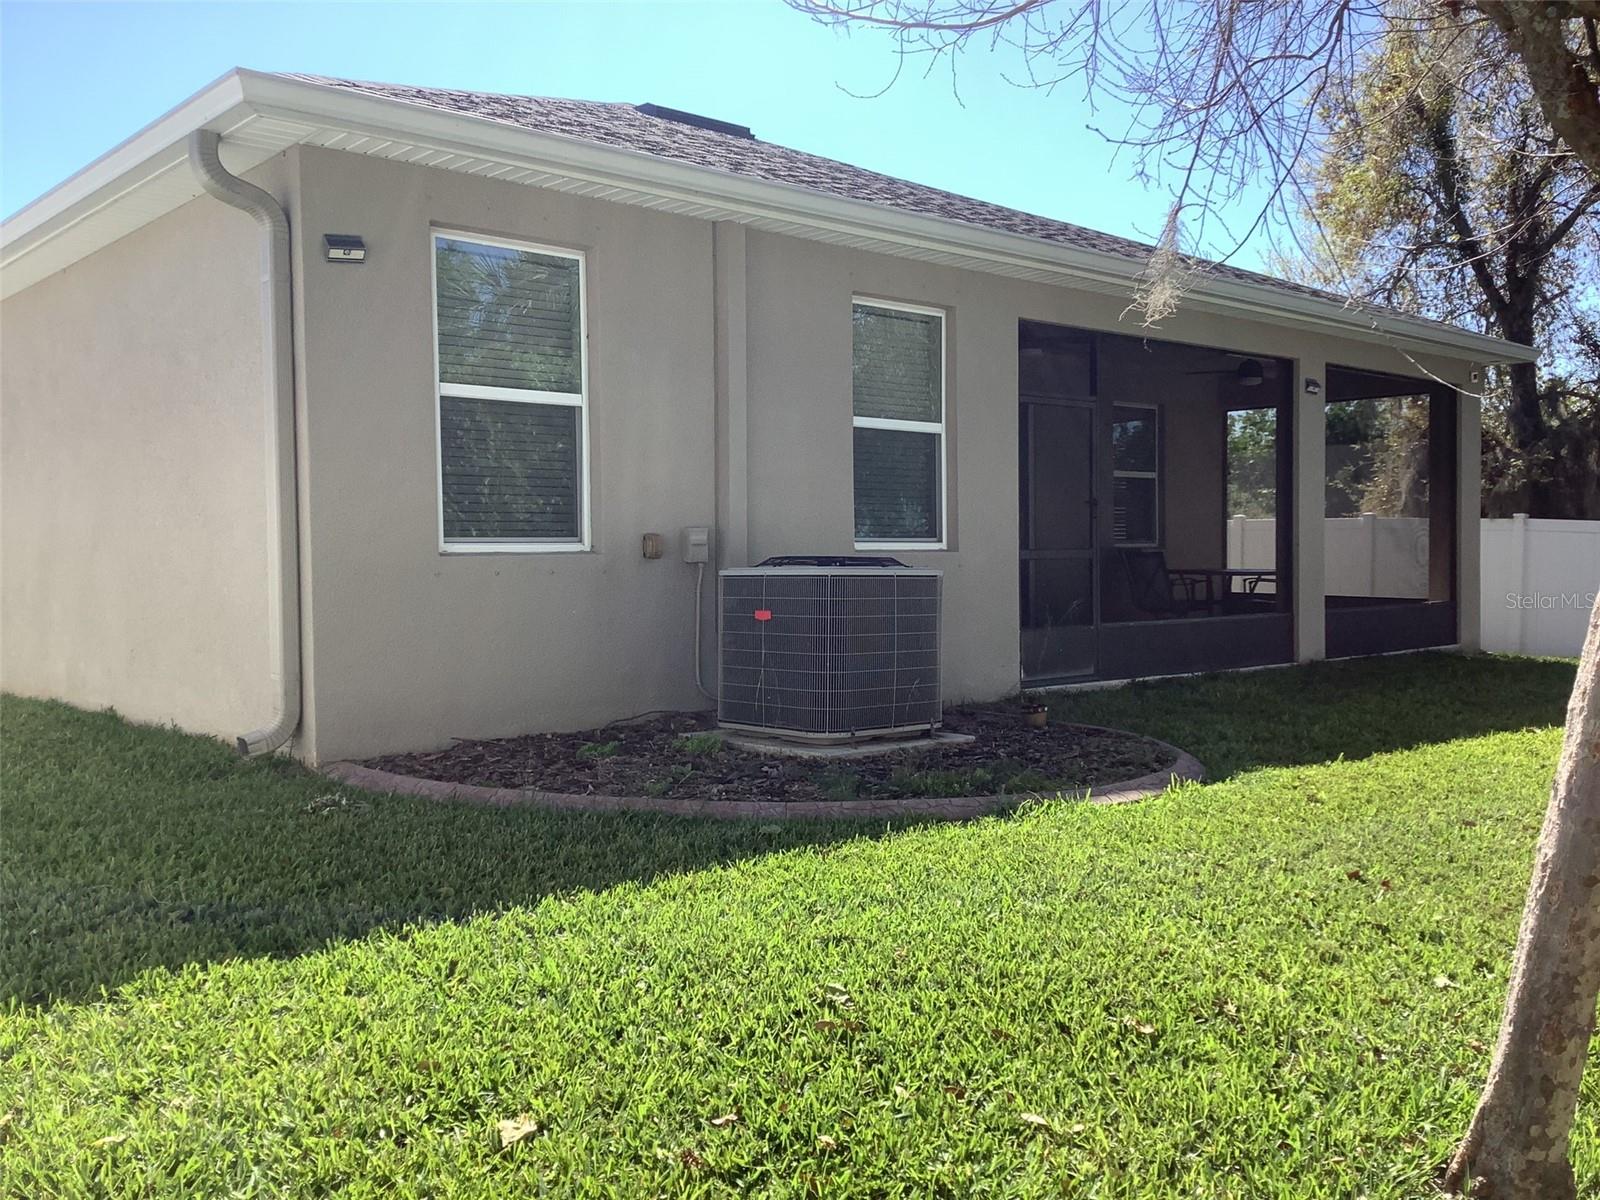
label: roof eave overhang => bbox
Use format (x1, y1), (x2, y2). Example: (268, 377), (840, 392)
(1, 68), (1537, 366)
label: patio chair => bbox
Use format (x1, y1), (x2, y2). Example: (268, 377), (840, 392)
(1117, 548), (1211, 618)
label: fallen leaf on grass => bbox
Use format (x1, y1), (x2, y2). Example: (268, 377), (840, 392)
(816, 1134), (838, 1151)
(1434, 975), (1459, 990)
(1345, 869), (1364, 882)
(679, 1148), (707, 1170)
(820, 983), (853, 1008)
(1020, 1113), (1054, 1131)
(813, 1018), (864, 1033)
(92, 1133), (129, 1148)
(709, 1113), (739, 1128)
(496, 1115), (540, 1148)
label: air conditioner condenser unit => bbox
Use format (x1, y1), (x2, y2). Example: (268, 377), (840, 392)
(717, 556), (942, 742)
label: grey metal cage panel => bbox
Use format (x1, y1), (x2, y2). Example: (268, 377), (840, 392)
(718, 569), (942, 738)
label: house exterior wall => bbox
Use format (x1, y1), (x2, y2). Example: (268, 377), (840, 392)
(286, 149), (1483, 759)
(288, 147), (717, 762)
(0, 162), (289, 738)
(2, 142), (1486, 763)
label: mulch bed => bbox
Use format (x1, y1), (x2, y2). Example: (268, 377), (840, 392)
(361, 704), (1177, 805)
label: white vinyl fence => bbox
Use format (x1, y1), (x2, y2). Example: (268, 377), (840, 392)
(1480, 516), (1600, 657)
(1226, 515), (1600, 658)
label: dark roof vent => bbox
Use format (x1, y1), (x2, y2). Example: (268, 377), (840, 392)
(635, 103), (753, 139)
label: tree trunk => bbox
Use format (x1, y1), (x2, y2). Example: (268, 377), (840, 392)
(1444, 593), (1600, 1198)
(1504, 361), (1544, 453)
(1474, 3), (1600, 180)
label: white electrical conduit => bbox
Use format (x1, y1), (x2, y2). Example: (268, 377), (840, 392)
(694, 561), (715, 702)
(187, 129), (301, 755)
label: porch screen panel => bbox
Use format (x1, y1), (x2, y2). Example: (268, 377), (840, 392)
(852, 300), (945, 545)
(1111, 406), (1159, 546)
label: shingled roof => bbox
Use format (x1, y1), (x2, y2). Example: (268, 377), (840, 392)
(281, 73), (1345, 307)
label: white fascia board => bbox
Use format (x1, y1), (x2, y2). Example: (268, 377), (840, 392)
(3, 67), (1537, 367)
(0, 70), (306, 297)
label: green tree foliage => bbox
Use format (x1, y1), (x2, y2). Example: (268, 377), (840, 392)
(1304, 19), (1600, 517)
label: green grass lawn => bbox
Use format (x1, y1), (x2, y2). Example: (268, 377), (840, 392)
(2, 652), (1593, 1197)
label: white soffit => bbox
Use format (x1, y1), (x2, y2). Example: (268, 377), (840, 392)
(1, 69), (1535, 364)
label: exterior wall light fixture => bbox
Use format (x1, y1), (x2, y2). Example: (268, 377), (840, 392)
(324, 234), (366, 264)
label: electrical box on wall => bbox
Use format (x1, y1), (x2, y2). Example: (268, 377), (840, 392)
(682, 526), (710, 563)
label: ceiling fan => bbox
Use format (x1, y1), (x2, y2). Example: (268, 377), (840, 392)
(1184, 354), (1280, 387)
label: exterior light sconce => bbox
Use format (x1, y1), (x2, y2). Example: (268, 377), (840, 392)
(324, 234), (367, 264)
(1304, 377), (1323, 396)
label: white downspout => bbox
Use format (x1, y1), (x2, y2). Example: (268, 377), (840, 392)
(187, 129), (301, 755)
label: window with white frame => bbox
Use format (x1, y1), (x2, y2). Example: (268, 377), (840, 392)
(432, 231), (588, 550)
(1111, 404), (1159, 545)
(851, 299), (946, 546)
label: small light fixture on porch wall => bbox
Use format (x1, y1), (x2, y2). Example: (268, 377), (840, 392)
(1304, 377), (1323, 396)
(323, 234), (366, 264)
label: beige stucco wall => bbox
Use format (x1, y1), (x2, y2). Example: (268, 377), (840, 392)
(289, 147), (716, 762)
(0, 165), (287, 737)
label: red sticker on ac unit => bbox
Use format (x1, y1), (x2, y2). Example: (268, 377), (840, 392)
(753, 609), (772, 621)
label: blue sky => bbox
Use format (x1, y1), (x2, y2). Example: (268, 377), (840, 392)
(0, 1), (1277, 269)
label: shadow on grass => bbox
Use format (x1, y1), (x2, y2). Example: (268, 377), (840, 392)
(1052, 651), (1575, 781)
(1, 698), (910, 1008)
(2, 653), (1574, 1008)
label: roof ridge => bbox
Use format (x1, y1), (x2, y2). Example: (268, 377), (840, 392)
(275, 72), (635, 109)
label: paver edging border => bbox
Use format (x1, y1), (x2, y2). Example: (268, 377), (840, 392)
(321, 724), (1205, 822)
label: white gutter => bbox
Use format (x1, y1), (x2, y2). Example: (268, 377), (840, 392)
(187, 128), (301, 756)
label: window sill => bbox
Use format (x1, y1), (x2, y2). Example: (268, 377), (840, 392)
(855, 542), (949, 552)
(439, 542), (591, 556)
